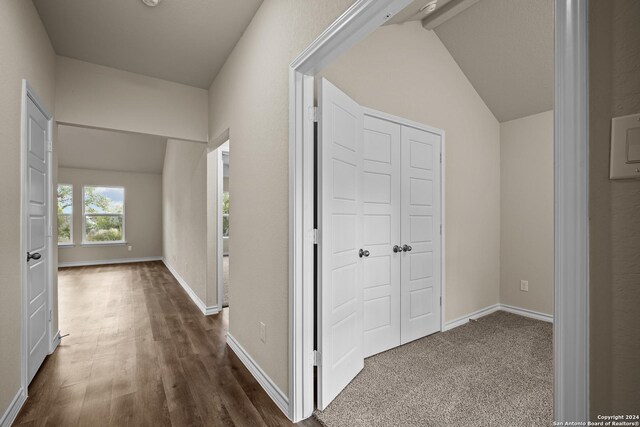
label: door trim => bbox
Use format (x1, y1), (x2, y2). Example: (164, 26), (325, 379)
(554, 0), (590, 422)
(20, 80), (56, 398)
(363, 107), (446, 335)
(288, 1), (414, 420)
(288, 0), (589, 422)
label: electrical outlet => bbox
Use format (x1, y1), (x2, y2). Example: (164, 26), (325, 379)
(259, 322), (266, 343)
(520, 280), (529, 292)
(127, 245), (132, 252)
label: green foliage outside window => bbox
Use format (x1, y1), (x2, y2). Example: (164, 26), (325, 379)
(85, 215), (123, 241)
(84, 186), (124, 242)
(223, 191), (230, 237)
(57, 184), (73, 244)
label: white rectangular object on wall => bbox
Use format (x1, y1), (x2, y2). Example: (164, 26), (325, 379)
(610, 112), (640, 179)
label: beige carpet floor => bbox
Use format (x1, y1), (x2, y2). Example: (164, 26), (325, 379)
(314, 311), (552, 427)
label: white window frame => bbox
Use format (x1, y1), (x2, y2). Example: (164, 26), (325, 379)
(81, 185), (126, 245)
(57, 183), (74, 247)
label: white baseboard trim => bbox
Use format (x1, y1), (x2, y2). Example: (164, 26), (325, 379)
(161, 258), (220, 316)
(226, 333), (289, 418)
(0, 388), (26, 427)
(58, 256), (162, 268)
(50, 330), (61, 354)
(499, 304), (554, 323)
(443, 303), (501, 331)
(203, 306), (220, 315)
(443, 303), (553, 331)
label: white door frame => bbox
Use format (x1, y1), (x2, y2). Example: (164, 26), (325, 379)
(21, 80), (57, 398)
(288, 0), (589, 423)
(553, 0), (589, 421)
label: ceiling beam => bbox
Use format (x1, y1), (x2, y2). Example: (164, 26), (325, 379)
(421, 0), (480, 30)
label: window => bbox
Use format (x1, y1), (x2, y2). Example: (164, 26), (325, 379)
(57, 184), (73, 245)
(83, 186), (125, 243)
(222, 191), (230, 237)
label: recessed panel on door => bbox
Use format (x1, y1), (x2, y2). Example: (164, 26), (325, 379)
(362, 115), (401, 358)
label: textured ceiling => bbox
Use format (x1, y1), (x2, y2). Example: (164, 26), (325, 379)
(33, 0), (263, 88)
(58, 125), (167, 174)
(433, 0), (554, 122)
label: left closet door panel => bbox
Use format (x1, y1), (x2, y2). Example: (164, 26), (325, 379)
(362, 115), (401, 358)
(317, 78), (365, 410)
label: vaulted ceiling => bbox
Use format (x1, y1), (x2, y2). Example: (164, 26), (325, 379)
(393, 0), (554, 122)
(58, 125), (167, 174)
(33, 0), (263, 88)
(434, 0), (554, 122)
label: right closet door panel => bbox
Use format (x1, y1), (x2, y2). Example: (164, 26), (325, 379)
(400, 125), (442, 345)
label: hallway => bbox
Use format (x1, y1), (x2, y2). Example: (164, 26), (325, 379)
(14, 262), (317, 427)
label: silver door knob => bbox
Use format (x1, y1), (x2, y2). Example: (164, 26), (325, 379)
(402, 244), (412, 252)
(359, 249), (370, 258)
(27, 252), (41, 262)
(393, 245), (402, 253)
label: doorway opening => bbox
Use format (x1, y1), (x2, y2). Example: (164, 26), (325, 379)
(288, 0), (589, 423)
(217, 140), (231, 309)
(312, 6), (555, 422)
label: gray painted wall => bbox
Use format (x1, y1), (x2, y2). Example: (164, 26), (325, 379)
(500, 110), (554, 315)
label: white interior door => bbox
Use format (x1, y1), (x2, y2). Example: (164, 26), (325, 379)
(317, 78), (364, 410)
(25, 95), (51, 383)
(362, 115), (401, 358)
(400, 126), (441, 344)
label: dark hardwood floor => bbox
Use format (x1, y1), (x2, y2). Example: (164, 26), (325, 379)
(14, 261), (321, 427)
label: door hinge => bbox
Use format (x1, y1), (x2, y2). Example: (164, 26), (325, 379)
(47, 138), (53, 152)
(308, 106), (318, 123)
(440, 224), (442, 235)
(440, 152), (442, 163)
(49, 309), (52, 322)
(313, 350), (321, 366)
(312, 228), (319, 245)
(440, 296), (442, 306)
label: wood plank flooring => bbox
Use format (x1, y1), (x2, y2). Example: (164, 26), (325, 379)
(14, 261), (321, 427)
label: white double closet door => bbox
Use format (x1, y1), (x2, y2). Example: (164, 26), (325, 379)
(362, 114), (442, 357)
(318, 79), (442, 409)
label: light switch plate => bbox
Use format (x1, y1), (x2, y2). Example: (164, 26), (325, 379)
(610, 112), (640, 179)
